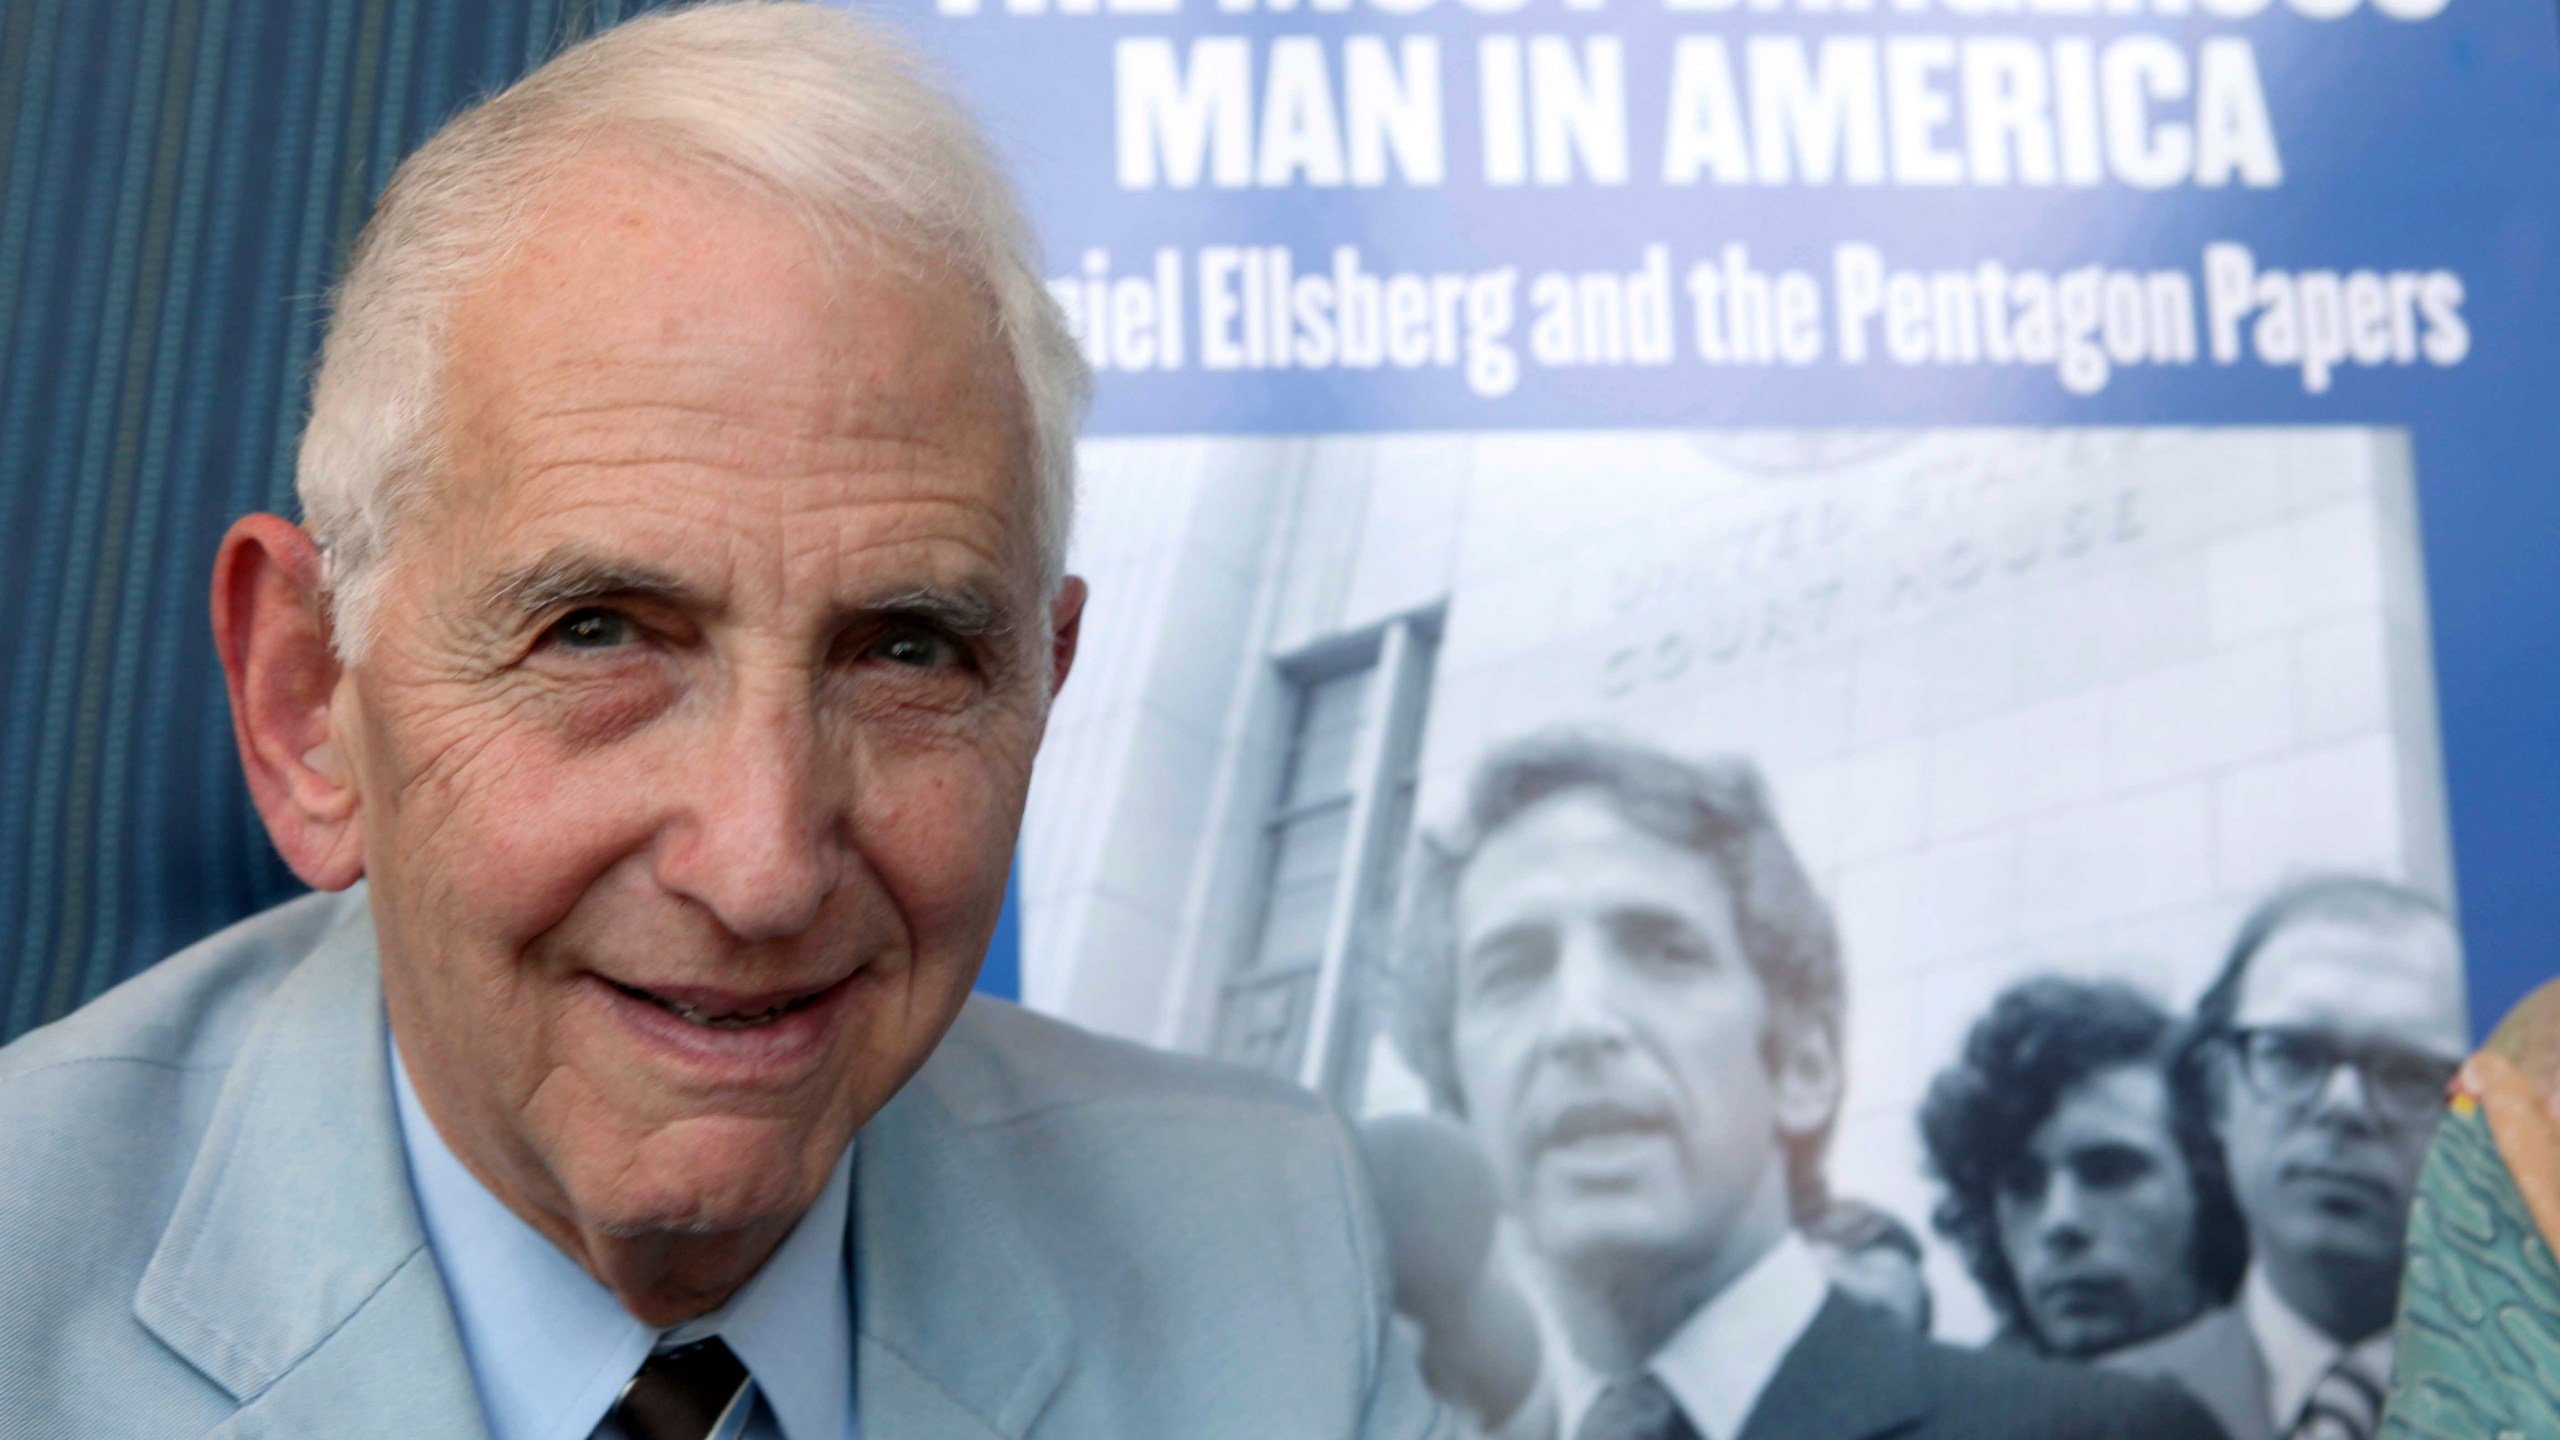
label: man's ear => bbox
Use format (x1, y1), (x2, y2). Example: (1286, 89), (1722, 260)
(1047, 575), (1087, 698)
(1771, 1010), (1845, 1144)
(211, 514), (365, 891)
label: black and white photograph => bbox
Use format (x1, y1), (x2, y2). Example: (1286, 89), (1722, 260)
(1016, 429), (2469, 1440)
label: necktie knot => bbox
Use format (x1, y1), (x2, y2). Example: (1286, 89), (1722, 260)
(1576, 1373), (1702, 1440)
(614, 1336), (754, 1440)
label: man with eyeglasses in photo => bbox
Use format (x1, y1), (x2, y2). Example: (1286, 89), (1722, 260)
(2106, 876), (2466, 1440)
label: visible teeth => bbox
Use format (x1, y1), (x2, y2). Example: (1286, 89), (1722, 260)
(614, 981), (817, 1029)
(670, 999), (787, 1028)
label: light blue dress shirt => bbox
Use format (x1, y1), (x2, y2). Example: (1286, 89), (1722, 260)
(391, 1042), (859, 1440)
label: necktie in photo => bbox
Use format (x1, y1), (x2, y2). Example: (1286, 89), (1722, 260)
(2284, 1352), (2387, 1440)
(1575, 1374), (1704, 1440)
(614, 1337), (755, 1440)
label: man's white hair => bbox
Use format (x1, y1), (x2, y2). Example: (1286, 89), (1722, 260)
(297, 0), (1086, 657)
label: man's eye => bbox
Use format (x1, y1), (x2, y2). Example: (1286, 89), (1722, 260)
(1616, 917), (1715, 970)
(1995, 1160), (2047, 1202)
(2256, 1031), (2331, 1083)
(1464, 940), (1552, 1002)
(2074, 1146), (2153, 1190)
(1644, 935), (1713, 968)
(869, 628), (957, 669)
(549, 607), (635, 650)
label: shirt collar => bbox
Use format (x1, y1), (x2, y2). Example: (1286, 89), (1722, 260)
(665, 1142), (855, 1440)
(2243, 1266), (2392, 1430)
(1647, 1233), (1832, 1440)
(1552, 1234), (1833, 1440)
(393, 1039), (855, 1440)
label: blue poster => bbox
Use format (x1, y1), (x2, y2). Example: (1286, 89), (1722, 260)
(894, 0), (2560, 1427)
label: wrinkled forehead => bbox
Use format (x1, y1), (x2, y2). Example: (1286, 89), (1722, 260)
(1453, 793), (1734, 944)
(423, 150), (1034, 566)
(2233, 912), (2467, 1056)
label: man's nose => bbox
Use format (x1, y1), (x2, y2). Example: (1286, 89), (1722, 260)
(2303, 1054), (2382, 1131)
(2038, 1177), (2094, 1253)
(1540, 930), (1634, 1060)
(652, 684), (846, 941)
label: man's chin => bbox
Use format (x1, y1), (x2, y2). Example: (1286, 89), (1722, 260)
(566, 1121), (843, 1243)
(1528, 1199), (1704, 1279)
(2037, 1312), (2142, 1361)
(2268, 1175), (2407, 1255)
(2280, 1212), (2407, 1272)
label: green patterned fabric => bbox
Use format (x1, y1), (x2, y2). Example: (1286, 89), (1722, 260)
(0, 0), (669, 1042)
(2381, 1103), (2560, 1439)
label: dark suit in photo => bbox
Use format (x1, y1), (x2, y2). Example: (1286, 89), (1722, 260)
(1735, 1294), (2233, 1440)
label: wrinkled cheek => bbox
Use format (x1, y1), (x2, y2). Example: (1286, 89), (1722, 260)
(1662, 1128), (1741, 1216)
(1455, 1035), (1534, 1192)
(853, 742), (1028, 949)
(437, 738), (658, 942)
(369, 733), (650, 1089)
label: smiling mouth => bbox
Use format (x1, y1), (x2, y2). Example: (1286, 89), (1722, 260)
(607, 979), (831, 1030)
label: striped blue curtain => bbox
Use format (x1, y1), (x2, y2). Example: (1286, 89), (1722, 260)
(0, 0), (671, 1041)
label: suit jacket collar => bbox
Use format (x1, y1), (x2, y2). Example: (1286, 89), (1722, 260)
(1649, 1233), (1832, 1440)
(854, 1014), (1075, 1438)
(2103, 1302), (2276, 1440)
(132, 888), (490, 1436)
(1738, 1290), (1930, 1440)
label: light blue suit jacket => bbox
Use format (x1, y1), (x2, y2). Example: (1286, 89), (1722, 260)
(0, 889), (1444, 1439)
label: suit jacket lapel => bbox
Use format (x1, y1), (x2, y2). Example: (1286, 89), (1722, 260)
(132, 892), (489, 1439)
(2210, 1306), (2277, 1440)
(2173, 1306), (2278, 1440)
(2100, 1302), (2276, 1440)
(855, 1050), (1073, 1440)
(1737, 1292), (1928, 1440)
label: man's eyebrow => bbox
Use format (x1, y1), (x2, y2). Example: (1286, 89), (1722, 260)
(482, 554), (694, 617)
(1462, 918), (1555, 961)
(477, 561), (1018, 639)
(1610, 907), (1714, 944)
(859, 584), (1014, 638)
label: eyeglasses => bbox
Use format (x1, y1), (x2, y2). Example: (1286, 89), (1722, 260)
(2226, 1026), (2460, 1127)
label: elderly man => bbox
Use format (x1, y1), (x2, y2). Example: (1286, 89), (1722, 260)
(0, 7), (1440, 1438)
(1391, 732), (2222, 1440)
(2107, 876), (2465, 1440)
(1920, 977), (2246, 1360)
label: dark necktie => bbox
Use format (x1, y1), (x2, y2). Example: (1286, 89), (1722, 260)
(613, 1337), (754, 1440)
(1576, 1374), (1704, 1440)
(2285, 1352), (2388, 1440)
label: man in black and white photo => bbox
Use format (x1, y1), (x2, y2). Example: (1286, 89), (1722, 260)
(2108, 877), (2465, 1440)
(1920, 977), (2246, 1360)
(1392, 732), (2224, 1440)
